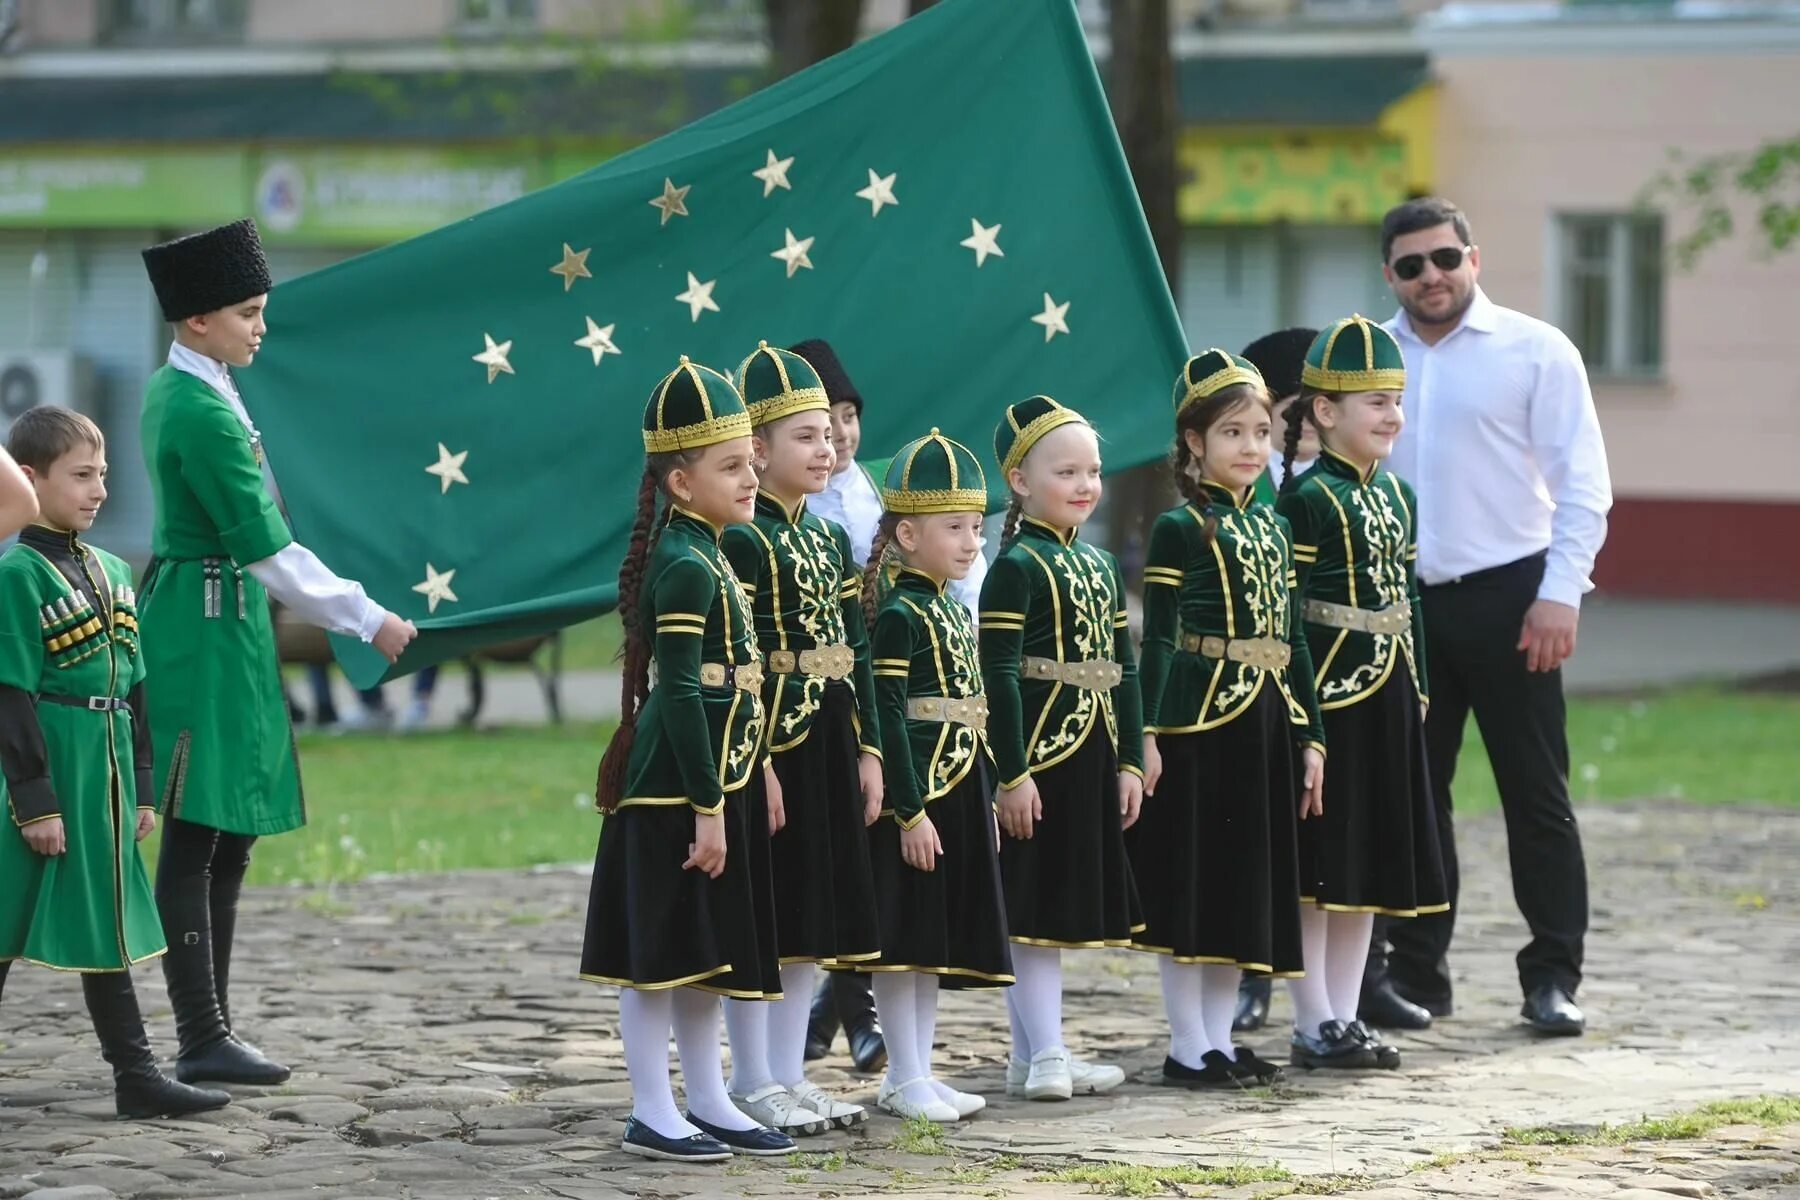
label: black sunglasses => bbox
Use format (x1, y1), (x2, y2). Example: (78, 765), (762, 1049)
(1391, 245), (1472, 281)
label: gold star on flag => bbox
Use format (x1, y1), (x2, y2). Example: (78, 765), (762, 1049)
(412, 563), (458, 614)
(549, 242), (592, 292)
(472, 333), (514, 383)
(771, 228), (815, 279)
(1031, 293), (1071, 342)
(649, 177), (691, 225)
(960, 218), (1004, 267)
(676, 272), (719, 322)
(753, 148), (794, 198)
(856, 169), (899, 217)
(425, 443), (470, 494)
(575, 317), (621, 366)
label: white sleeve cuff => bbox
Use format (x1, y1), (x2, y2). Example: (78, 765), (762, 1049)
(1536, 571), (1587, 611)
(246, 543), (387, 641)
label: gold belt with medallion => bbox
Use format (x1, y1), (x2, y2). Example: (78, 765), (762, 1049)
(1303, 598), (1412, 635)
(1178, 632), (1291, 670)
(906, 695), (990, 733)
(1020, 656), (1123, 690)
(698, 662), (765, 692)
(765, 643), (855, 680)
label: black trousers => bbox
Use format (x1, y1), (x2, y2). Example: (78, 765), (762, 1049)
(155, 816), (257, 894)
(1374, 552), (1588, 1002)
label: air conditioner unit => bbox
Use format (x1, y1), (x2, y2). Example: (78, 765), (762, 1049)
(0, 350), (99, 436)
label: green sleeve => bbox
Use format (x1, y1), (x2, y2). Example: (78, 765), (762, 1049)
(1398, 477), (1429, 705)
(650, 555), (729, 816)
(1138, 513), (1185, 728)
(719, 524), (764, 610)
(977, 550), (1031, 789)
(871, 601), (924, 829)
(1107, 552), (1144, 773)
(1277, 513), (1326, 754)
(833, 522), (881, 757)
(171, 395), (293, 565)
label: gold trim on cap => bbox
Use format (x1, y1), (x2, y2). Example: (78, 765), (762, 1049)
(1000, 398), (1088, 477)
(1176, 349), (1264, 413)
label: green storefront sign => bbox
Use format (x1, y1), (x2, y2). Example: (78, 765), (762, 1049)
(0, 144), (619, 241)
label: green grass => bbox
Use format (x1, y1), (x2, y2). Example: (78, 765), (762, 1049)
(142, 722), (613, 887)
(889, 1114), (951, 1156)
(1035, 1162), (1294, 1196)
(1502, 1095), (1800, 1147)
(1449, 688), (1799, 814)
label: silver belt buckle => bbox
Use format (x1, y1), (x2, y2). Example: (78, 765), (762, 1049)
(87, 696), (110, 711)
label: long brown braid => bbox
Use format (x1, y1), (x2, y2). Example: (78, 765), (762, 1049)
(861, 512), (902, 626)
(595, 452), (691, 813)
(1169, 382), (1269, 546)
(1281, 389), (1331, 487)
(999, 493), (1024, 549)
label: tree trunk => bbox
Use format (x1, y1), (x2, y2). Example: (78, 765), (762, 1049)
(762, 0), (866, 79)
(908, 0), (941, 13)
(1106, 0), (1179, 294)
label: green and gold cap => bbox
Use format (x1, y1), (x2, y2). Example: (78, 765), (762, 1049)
(642, 356), (752, 454)
(883, 428), (988, 515)
(1174, 348), (1265, 414)
(1301, 316), (1406, 393)
(995, 394), (1089, 478)
(735, 339), (830, 427)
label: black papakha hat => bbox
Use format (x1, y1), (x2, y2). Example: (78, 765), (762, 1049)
(141, 219), (273, 323)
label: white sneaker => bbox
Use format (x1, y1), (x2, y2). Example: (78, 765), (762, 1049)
(788, 1079), (869, 1130)
(876, 1077), (959, 1123)
(1025, 1047), (1074, 1101)
(396, 698), (431, 732)
(927, 1078), (986, 1118)
(1007, 1052), (1126, 1097)
(730, 1083), (829, 1137)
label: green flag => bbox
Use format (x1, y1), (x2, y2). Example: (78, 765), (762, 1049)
(241, 0), (1187, 687)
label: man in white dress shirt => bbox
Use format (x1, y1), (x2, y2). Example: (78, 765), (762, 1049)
(1372, 199), (1612, 1037)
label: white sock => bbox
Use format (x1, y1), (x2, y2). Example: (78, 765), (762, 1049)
(872, 972), (927, 1100)
(1198, 964), (1242, 1059)
(1324, 911), (1375, 1024)
(769, 962), (816, 1089)
(1158, 956), (1208, 1070)
(671, 987), (760, 1132)
(916, 973), (967, 1106)
(1005, 986), (1031, 1064)
(1011, 944), (1065, 1060)
(1287, 904), (1334, 1039)
(723, 996), (774, 1095)
(619, 987), (699, 1140)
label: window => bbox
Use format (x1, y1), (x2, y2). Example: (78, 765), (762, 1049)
(106, 0), (245, 43)
(1556, 213), (1663, 377)
(456, 0), (538, 33)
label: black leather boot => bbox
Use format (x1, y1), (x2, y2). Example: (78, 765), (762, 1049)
(833, 972), (886, 1074)
(0, 958), (11, 1003)
(209, 858), (249, 1036)
(159, 876), (290, 1085)
(805, 974), (839, 1061)
(82, 970), (231, 1120)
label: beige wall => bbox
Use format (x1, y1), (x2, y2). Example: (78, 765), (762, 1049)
(16, 0), (100, 46)
(248, 0), (454, 42)
(1433, 51), (1800, 502)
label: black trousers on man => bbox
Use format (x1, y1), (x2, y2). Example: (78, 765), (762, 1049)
(1372, 552), (1589, 1007)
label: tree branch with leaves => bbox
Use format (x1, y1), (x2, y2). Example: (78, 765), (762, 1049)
(1642, 135), (1800, 268)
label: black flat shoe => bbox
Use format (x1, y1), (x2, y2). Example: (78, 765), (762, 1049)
(685, 1113), (798, 1157)
(621, 1117), (731, 1163)
(1290, 1019), (1379, 1070)
(1344, 1020), (1401, 1069)
(1228, 1044), (1284, 1083)
(1232, 976), (1271, 1033)
(1160, 1051), (1238, 1088)
(1360, 980), (1433, 1031)
(1521, 984), (1585, 1037)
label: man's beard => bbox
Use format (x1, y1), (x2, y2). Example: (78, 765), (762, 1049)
(1402, 282), (1475, 329)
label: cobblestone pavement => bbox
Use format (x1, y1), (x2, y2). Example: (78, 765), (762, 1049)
(2, 802), (1795, 1199)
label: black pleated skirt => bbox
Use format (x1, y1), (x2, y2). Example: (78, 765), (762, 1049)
(1299, 666), (1449, 917)
(1126, 683), (1305, 976)
(581, 783), (782, 999)
(762, 684), (883, 966)
(851, 761), (1013, 990)
(1000, 724), (1144, 948)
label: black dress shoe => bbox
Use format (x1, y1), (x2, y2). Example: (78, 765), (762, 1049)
(1228, 1045), (1284, 1084)
(1232, 975), (1271, 1033)
(1360, 980), (1433, 1031)
(621, 1117), (731, 1162)
(1344, 1020), (1401, 1070)
(1521, 984), (1585, 1037)
(1290, 1020), (1379, 1070)
(845, 1017), (887, 1075)
(1388, 977), (1452, 1018)
(1160, 1050), (1238, 1088)
(685, 1113), (798, 1157)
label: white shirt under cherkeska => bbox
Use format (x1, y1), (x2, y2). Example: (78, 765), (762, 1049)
(1384, 289), (1613, 609)
(810, 459), (988, 624)
(1270, 454), (1315, 492)
(166, 342), (388, 642)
